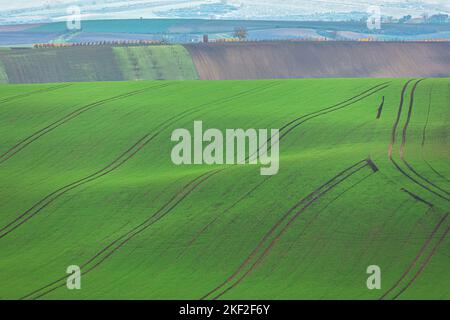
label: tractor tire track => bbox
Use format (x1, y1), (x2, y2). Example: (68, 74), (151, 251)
(279, 83), (390, 141)
(401, 188), (434, 208)
(388, 79), (415, 158)
(421, 84), (449, 183)
(380, 213), (448, 300)
(21, 169), (223, 300)
(181, 176), (272, 256)
(188, 83), (389, 261)
(0, 83), (172, 165)
(248, 82), (390, 161)
(20, 82), (387, 299)
(389, 79), (448, 202)
(392, 224), (449, 300)
(1, 82), (280, 240)
(190, 82), (388, 269)
(0, 84), (72, 105)
(17, 82), (282, 298)
(280, 82), (390, 131)
(399, 79), (449, 196)
(201, 159), (377, 300)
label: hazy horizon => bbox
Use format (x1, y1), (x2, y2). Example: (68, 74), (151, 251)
(1, 0), (449, 25)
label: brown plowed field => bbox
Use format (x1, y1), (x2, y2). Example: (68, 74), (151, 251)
(184, 41), (450, 80)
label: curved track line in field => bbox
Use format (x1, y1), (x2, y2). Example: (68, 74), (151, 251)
(272, 170), (375, 274)
(392, 224), (449, 300)
(401, 188), (434, 207)
(399, 79), (449, 196)
(180, 84), (389, 260)
(19, 82), (387, 299)
(421, 84), (449, 183)
(380, 212), (448, 300)
(0, 84), (72, 105)
(388, 79), (449, 202)
(181, 176), (272, 256)
(0, 83), (172, 165)
(201, 159), (377, 300)
(388, 79), (415, 158)
(280, 82), (390, 132)
(279, 84), (390, 142)
(0, 82), (280, 240)
(247, 82), (390, 162)
(15, 83), (282, 298)
(21, 169), (223, 300)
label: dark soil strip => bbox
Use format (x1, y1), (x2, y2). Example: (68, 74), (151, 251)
(379, 212), (447, 300)
(21, 169), (223, 300)
(399, 79), (449, 196)
(401, 188), (434, 207)
(376, 96), (385, 119)
(392, 224), (449, 300)
(0, 83), (171, 165)
(0, 84), (71, 105)
(201, 159), (377, 300)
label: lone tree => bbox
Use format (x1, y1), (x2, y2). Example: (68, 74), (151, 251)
(234, 26), (248, 41)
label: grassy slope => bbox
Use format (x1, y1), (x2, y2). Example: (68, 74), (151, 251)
(0, 78), (448, 300)
(0, 45), (198, 83)
(113, 45), (198, 80)
(0, 47), (124, 83)
(0, 59), (8, 83)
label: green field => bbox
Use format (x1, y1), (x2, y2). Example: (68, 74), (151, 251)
(0, 45), (198, 83)
(113, 46), (198, 80)
(0, 60), (8, 84)
(0, 78), (448, 299)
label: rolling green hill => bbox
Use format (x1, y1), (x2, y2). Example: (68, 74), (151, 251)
(0, 78), (448, 299)
(1, 42), (449, 83)
(0, 60), (8, 84)
(113, 46), (198, 80)
(0, 45), (198, 83)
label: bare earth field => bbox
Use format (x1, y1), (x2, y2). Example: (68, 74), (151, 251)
(185, 41), (450, 80)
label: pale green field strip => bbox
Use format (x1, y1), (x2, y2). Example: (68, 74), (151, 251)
(113, 45), (199, 80)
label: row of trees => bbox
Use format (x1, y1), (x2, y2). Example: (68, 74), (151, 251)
(34, 40), (160, 48)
